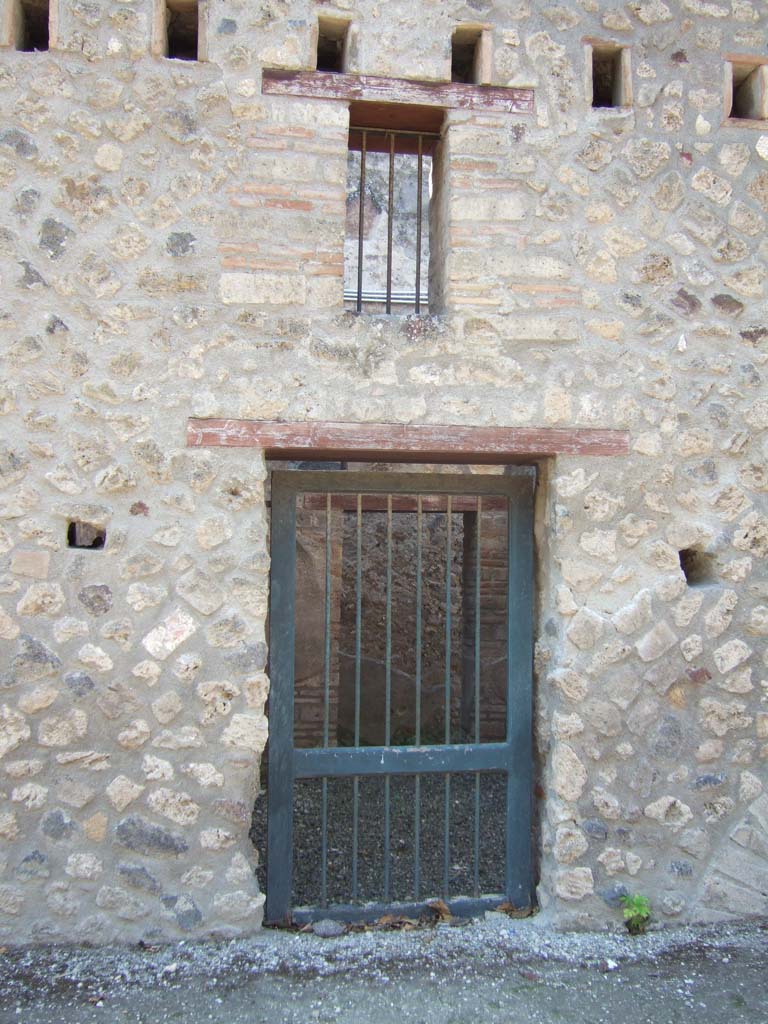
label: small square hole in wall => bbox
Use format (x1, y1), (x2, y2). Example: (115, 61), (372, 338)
(166, 0), (199, 60)
(316, 16), (349, 73)
(68, 522), (106, 550)
(451, 25), (487, 84)
(591, 44), (629, 108)
(729, 62), (768, 121)
(679, 548), (714, 587)
(16, 0), (49, 51)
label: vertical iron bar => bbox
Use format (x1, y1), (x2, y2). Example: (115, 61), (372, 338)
(352, 493), (362, 900)
(386, 132), (395, 314)
(383, 493), (393, 900)
(356, 131), (366, 313)
(443, 495), (453, 898)
(473, 497), (482, 898)
(415, 134), (423, 314)
(414, 494), (423, 900)
(505, 477), (535, 909)
(320, 493), (332, 906)
(265, 477), (297, 924)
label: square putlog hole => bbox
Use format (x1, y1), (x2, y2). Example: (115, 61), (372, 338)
(679, 548), (714, 587)
(729, 62), (768, 121)
(17, 0), (49, 51)
(590, 44), (630, 108)
(166, 0), (199, 60)
(68, 521), (106, 550)
(316, 16), (349, 73)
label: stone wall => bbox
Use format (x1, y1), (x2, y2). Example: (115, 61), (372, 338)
(0, 0), (767, 941)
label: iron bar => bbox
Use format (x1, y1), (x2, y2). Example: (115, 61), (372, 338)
(415, 134), (423, 315)
(295, 741), (511, 778)
(414, 494), (423, 900)
(474, 498), (482, 897)
(386, 132), (394, 315)
(383, 493), (393, 900)
(321, 493), (333, 905)
(352, 493), (362, 899)
(356, 131), (366, 313)
(444, 495), (453, 898)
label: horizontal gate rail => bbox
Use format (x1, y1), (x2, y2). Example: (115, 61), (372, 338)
(294, 742), (511, 779)
(273, 468), (534, 496)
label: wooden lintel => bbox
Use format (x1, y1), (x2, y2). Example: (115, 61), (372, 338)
(186, 419), (630, 462)
(262, 69), (534, 116)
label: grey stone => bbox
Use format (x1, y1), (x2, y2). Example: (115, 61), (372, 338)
(166, 232), (196, 257)
(115, 816), (189, 856)
(162, 106), (198, 143)
(582, 819), (608, 840)
(3, 635), (61, 688)
(77, 585), (113, 616)
(711, 293), (744, 316)
(225, 642), (267, 672)
(13, 189), (41, 219)
(0, 128), (37, 159)
(39, 219), (73, 260)
(46, 315), (69, 335)
(40, 810), (77, 841)
(693, 773), (727, 790)
(649, 716), (684, 760)
(669, 860), (693, 877)
(16, 850), (50, 880)
(670, 288), (702, 317)
(174, 895), (203, 931)
(598, 883), (629, 909)
(117, 863), (162, 896)
(217, 18), (236, 33)
(18, 261), (47, 289)
(312, 918), (346, 937)
(64, 671), (96, 698)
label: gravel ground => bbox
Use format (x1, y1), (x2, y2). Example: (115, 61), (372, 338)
(1, 916), (767, 1024)
(251, 772), (508, 906)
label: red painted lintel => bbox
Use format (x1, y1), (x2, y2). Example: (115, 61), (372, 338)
(186, 419), (630, 462)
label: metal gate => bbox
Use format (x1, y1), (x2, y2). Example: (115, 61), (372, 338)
(265, 469), (535, 924)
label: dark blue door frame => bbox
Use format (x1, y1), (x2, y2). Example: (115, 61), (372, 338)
(265, 468), (535, 924)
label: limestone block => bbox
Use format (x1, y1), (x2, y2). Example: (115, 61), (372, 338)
(213, 889), (265, 922)
(555, 867), (594, 900)
(181, 762), (224, 788)
(200, 828), (235, 851)
(0, 705), (31, 758)
(644, 796), (693, 831)
(612, 590), (653, 635)
(78, 644), (113, 673)
(636, 621), (678, 662)
(700, 698), (752, 737)
(553, 825), (588, 864)
(142, 609), (197, 661)
(147, 787), (199, 825)
(221, 713), (268, 754)
(552, 712), (584, 740)
(65, 853), (103, 879)
(142, 755), (174, 781)
(151, 691), (183, 725)
(117, 720), (151, 749)
(566, 608), (605, 651)
(713, 639), (752, 674)
(10, 550), (50, 579)
(597, 848), (625, 875)
(219, 273), (306, 305)
(17, 685), (58, 714)
(17, 583), (65, 617)
(106, 775), (145, 811)
(11, 782), (47, 809)
(552, 743), (587, 802)
(549, 669), (588, 702)
(0, 607), (19, 641)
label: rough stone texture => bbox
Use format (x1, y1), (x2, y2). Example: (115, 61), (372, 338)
(0, 0), (765, 944)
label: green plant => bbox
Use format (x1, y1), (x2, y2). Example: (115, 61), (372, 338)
(619, 892), (651, 935)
